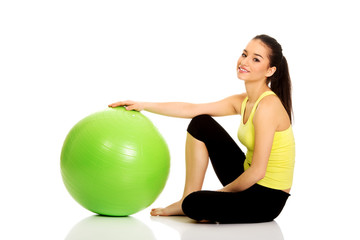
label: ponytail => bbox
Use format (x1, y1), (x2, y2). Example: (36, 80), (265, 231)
(253, 35), (293, 123)
(268, 56), (293, 123)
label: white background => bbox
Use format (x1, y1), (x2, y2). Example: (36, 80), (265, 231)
(1, 0), (359, 239)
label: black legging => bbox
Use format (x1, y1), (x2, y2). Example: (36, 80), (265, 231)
(181, 115), (290, 223)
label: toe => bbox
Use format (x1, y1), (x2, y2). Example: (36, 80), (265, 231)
(150, 208), (161, 216)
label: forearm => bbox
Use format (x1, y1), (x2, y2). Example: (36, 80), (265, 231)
(220, 167), (264, 192)
(143, 102), (198, 118)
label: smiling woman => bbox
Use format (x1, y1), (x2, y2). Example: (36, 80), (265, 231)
(237, 41), (276, 88)
(109, 34), (295, 223)
(238, 35), (293, 124)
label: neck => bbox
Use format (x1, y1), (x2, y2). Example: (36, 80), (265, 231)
(244, 80), (271, 103)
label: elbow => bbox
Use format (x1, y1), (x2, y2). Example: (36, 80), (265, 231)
(258, 172), (266, 181)
(251, 167), (266, 182)
(256, 172), (266, 182)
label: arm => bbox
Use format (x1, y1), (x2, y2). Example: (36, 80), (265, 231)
(108, 94), (246, 118)
(220, 96), (278, 192)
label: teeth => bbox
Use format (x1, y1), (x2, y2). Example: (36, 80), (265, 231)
(239, 67), (248, 72)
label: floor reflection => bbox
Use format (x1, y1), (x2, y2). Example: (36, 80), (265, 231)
(151, 216), (284, 240)
(65, 215), (156, 240)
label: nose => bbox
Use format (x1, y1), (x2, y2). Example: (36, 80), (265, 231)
(240, 56), (249, 67)
(237, 57), (245, 67)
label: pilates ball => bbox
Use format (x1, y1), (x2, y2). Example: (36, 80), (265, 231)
(60, 107), (170, 216)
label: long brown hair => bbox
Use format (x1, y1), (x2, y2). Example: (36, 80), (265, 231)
(253, 34), (293, 123)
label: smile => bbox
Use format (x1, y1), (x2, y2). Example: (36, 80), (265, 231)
(238, 66), (249, 73)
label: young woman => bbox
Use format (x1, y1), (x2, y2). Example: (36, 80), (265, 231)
(109, 34), (295, 223)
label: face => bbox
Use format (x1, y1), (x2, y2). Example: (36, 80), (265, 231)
(237, 39), (276, 82)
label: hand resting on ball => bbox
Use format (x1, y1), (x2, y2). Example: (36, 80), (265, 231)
(108, 100), (145, 111)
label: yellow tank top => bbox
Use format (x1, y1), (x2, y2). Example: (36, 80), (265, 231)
(237, 91), (295, 190)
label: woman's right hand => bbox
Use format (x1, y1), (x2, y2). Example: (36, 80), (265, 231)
(108, 100), (145, 111)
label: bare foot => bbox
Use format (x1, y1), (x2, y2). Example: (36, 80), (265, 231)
(150, 200), (185, 216)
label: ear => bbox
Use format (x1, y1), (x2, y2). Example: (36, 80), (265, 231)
(266, 66), (276, 77)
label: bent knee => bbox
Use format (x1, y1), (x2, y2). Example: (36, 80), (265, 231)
(187, 115), (215, 141)
(182, 191), (209, 221)
(188, 115), (212, 129)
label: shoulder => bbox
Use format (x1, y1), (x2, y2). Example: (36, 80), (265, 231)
(254, 95), (281, 125)
(258, 94), (282, 111)
(254, 94), (289, 130)
(226, 93), (247, 101)
(228, 93), (247, 114)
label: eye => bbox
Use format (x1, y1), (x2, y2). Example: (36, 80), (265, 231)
(253, 58), (260, 62)
(242, 53), (247, 57)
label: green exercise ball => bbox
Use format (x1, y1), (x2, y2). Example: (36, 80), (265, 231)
(61, 107), (170, 216)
